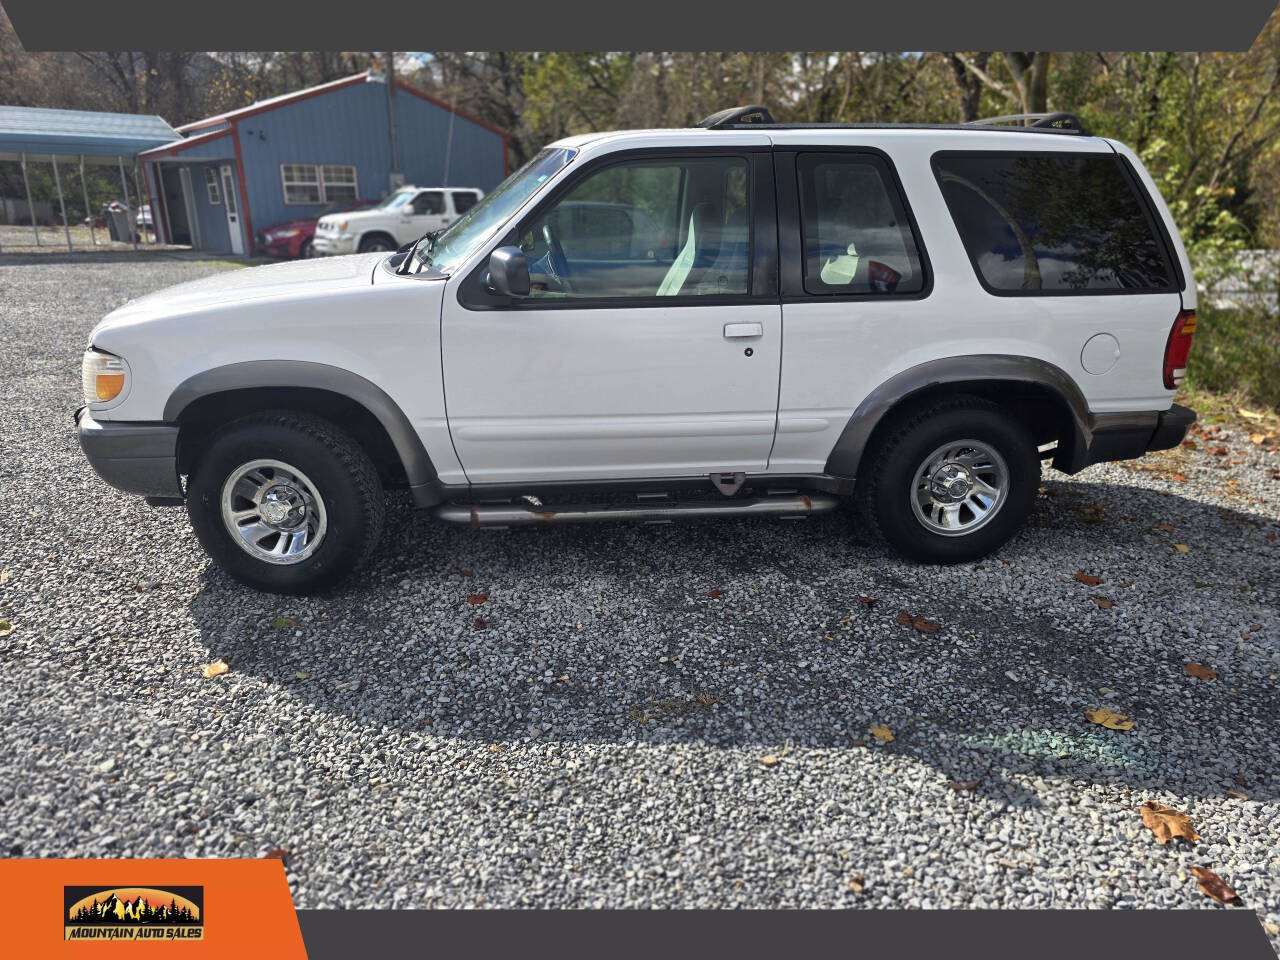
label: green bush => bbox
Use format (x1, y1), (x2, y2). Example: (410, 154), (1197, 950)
(1185, 304), (1280, 410)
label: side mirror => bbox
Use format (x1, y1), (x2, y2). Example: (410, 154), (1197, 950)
(487, 246), (530, 298)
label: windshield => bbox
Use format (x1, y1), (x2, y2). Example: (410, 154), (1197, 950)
(375, 189), (417, 211)
(410, 147), (576, 274)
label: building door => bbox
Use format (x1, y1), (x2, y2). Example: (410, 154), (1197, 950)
(219, 164), (244, 255)
(178, 167), (202, 249)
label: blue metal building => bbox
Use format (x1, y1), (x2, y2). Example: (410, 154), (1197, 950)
(138, 71), (509, 255)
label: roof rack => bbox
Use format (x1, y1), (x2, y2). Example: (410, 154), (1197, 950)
(696, 105), (776, 129)
(966, 112), (1089, 135)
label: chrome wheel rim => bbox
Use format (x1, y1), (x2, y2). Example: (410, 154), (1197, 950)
(220, 459), (327, 564)
(909, 439), (1008, 537)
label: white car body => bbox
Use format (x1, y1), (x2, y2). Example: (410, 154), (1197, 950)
(77, 116), (1199, 589)
(312, 186), (483, 256)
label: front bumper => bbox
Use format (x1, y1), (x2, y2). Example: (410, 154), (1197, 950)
(312, 234), (356, 256)
(1065, 403), (1196, 472)
(76, 407), (182, 499)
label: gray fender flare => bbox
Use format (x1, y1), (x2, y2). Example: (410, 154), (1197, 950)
(823, 355), (1091, 479)
(163, 360), (438, 489)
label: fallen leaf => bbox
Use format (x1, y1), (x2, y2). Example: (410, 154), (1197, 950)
(948, 780), (979, 792)
(556, 674), (569, 683)
(489, 743), (504, 754)
(456, 569), (473, 577)
(1092, 597), (1114, 609)
(0, 568), (8, 585)
(202, 658), (229, 679)
(1184, 662), (1218, 681)
(708, 588), (724, 599)
(869, 724), (894, 743)
(264, 847), (289, 861)
(1174, 543), (1191, 553)
(1140, 801), (1201, 845)
(1190, 866), (1242, 905)
(1181, 439), (1198, 450)
(272, 616), (296, 630)
(1085, 707), (1134, 731)
(759, 754), (779, 767)
(858, 595), (877, 608)
(1172, 474), (1189, 483)
(1208, 446), (1229, 456)
(896, 611), (940, 633)
(1251, 433), (1267, 446)
(473, 616), (488, 630)
(846, 875), (865, 894)
(0, 619), (12, 637)
(1263, 921), (1279, 937)
(466, 593), (488, 605)
(1238, 407), (1264, 420)
(1155, 523), (1174, 533)
(1075, 571), (1103, 586)
(1225, 789), (1249, 801)
(294, 670), (310, 680)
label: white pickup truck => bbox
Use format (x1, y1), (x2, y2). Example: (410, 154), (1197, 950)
(312, 186), (484, 255)
(77, 107), (1196, 593)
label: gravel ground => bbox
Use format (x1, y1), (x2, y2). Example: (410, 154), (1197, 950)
(1, 257), (1278, 936)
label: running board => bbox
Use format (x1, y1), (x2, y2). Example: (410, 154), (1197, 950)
(434, 493), (839, 527)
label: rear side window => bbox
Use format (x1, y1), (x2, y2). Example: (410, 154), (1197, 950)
(451, 191), (478, 214)
(796, 153), (926, 296)
(933, 152), (1175, 294)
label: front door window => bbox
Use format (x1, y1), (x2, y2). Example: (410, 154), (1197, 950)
(520, 156), (750, 299)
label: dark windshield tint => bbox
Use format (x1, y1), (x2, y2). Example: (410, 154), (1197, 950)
(934, 152), (1175, 293)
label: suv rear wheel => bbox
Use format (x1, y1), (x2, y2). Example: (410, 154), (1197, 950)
(358, 234), (395, 253)
(186, 412), (385, 593)
(857, 397), (1039, 563)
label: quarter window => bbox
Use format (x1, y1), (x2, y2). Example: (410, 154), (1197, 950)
(933, 152), (1175, 293)
(204, 168), (221, 205)
(281, 163), (359, 205)
(796, 153), (925, 296)
(521, 156), (751, 299)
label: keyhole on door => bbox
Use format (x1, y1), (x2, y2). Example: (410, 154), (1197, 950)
(744, 347), (754, 357)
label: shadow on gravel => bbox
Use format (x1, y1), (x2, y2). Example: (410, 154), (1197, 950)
(189, 476), (1280, 804)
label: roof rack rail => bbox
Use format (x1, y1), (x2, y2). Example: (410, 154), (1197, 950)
(967, 112), (1089, 135)
(696, 105), (775, 129)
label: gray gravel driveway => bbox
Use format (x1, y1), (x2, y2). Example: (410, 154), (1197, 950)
(1, 256), (1277, 938)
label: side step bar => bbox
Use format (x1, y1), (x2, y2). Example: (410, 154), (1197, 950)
(434, 493), (840, 527)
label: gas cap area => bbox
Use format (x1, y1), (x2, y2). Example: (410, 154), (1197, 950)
(1081, 333), (1121, 375)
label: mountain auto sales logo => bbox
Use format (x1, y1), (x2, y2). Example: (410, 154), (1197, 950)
(63, 885), (204, 941)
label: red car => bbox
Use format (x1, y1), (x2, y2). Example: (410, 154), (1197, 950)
(255, 199), (378, 259)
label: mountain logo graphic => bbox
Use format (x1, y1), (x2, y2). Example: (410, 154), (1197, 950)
(63, 885), (204, 941)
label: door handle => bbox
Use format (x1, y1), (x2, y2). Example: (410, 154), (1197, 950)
(723, 322), (764, 339)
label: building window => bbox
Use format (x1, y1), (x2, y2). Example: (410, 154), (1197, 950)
(205, 167), (221, 205)
(281, 163), (359, 205)
(321, 165), (358, 203)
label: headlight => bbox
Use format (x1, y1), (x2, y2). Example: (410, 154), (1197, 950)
(82, 348), (126, 405)
(272, 228), (301, 239)
(337, 220), (348, 231)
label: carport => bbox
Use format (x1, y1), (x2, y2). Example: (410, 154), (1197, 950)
(0, 105), (179, 252)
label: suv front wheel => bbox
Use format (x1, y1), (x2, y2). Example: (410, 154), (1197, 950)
(858, 397), (1039, 564)
(186, 412), (385, 593)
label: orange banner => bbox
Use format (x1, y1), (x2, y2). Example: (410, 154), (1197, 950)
(0, 859), (306, 957)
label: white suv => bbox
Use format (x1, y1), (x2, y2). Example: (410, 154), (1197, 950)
(77, 107), (1197, 593)
(312, 186), (484, 255)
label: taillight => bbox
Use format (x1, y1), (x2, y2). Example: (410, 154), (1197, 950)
(1163, 309), (1196, 389)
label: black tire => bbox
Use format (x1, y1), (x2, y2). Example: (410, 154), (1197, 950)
(298, 238), (315, 259)
(856, 396), (1039, 564)
(186, 412), (385, 594)
(358, 234), (395, 253)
